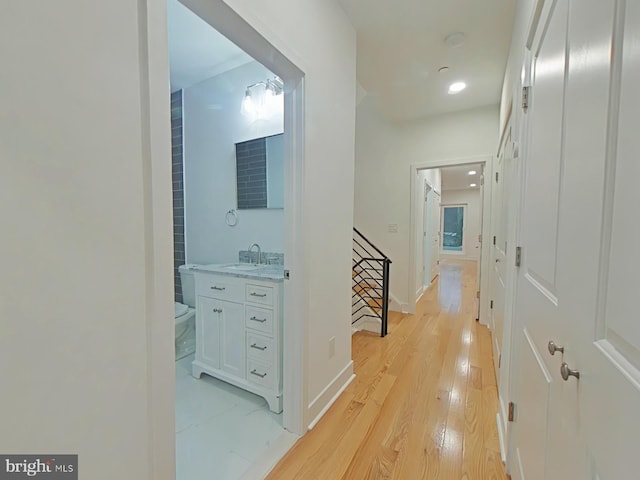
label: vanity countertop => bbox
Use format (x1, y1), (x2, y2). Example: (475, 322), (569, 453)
(187, 263), (284, 281)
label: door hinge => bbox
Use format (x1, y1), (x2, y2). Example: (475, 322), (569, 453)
(493, 235), (497, 246)
(495, 172), (499, 183)
(515, 246), (522, 267)
(508, 402), (516, 422)
(522, 86), (531, 111)
(284, 269), (290, 280)
(498, 354), (502, 368)
(478, 234), (482, 243)
(477, 290), (480, 299)
(490, 300), (494, 309)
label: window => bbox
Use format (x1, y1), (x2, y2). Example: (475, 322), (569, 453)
(442, 205), (465, 252)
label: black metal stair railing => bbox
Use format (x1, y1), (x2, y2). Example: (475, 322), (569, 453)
(352, 227), (391, 337)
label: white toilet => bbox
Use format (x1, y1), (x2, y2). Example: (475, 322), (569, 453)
(175, 264), (197, 360)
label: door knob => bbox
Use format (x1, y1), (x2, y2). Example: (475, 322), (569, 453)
(548, 340), (564, 356)
(560, 362), (580, 381)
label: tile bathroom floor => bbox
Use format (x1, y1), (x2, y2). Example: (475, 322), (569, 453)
(175, 354), (294, 480)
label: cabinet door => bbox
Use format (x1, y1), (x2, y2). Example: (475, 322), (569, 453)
(197, 296), (220, 369)
(219, 299), (246, 378)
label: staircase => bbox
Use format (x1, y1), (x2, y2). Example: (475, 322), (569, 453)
(352, 227), (391, 337)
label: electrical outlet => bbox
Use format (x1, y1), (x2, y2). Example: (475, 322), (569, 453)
(329, 336), (336, 358)
(388, 223), (398, 233)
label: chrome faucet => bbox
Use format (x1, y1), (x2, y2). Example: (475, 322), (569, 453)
(248, 243), (261, 265)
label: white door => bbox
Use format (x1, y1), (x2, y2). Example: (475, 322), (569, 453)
(430, 190), (441, 280)
(492, 127), (521, 450)
(476, 164), (485, 319)
(423, 181), (433, 289)
(510, 1), (586, 476)
(579, 1), (640, 477)
(490, 131), (511, 386)
(509, 0), (640, 479)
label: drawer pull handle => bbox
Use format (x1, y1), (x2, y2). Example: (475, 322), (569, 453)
(250, 292), (267, 298)
(250, 369), (267, 378)
(212, 308), (223, 313)
(211, 286), (226, 291)
(250, 316), (267, 323)
(250, 343), (268, 351)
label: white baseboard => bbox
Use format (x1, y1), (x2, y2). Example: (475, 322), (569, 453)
(307, 361), (355, 430)
(496, 412), (507, 464)
(389, 292), (406, 313)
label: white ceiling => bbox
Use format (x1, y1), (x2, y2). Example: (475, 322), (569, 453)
(167, 0), (253, 91)
(441, 164), (483, 191)
(338, 0), (516, 122)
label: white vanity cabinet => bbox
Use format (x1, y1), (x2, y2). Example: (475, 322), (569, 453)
(192, 271), (283, 413)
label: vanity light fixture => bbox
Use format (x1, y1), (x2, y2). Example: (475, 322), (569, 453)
(241, 76), (284, 120)
(241, 87), (256, 116)
(448, 81), (466, 95)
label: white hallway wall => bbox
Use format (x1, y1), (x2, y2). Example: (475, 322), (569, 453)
(183, 60), (285, 265)
(441, 188), (482, 261)
(0, 0), (356, 477)
(354, 98), (498, 310)
(0, 1), (174, 478)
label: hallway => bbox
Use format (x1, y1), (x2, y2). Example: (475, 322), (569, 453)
(268, 260), (505, 479)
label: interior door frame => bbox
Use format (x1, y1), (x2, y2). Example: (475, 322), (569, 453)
(142, 0), (308, 475)
(422, 180), (433, 290)
(409, 155), (493, 323)
(178, 0), (306, 434)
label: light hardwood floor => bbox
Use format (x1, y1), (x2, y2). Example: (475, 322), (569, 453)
(267, 260), (506, 480)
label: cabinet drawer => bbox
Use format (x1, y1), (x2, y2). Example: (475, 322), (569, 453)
(246, 284), (273, 306)
(246, 358), (275, 390)
(245, 306), (273, 335)
(246, 332), (276, 364)
(196, 274), (244, 302)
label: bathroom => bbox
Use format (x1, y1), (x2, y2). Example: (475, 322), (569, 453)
(168, 0), (294, 477)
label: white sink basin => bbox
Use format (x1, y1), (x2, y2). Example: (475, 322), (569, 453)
(223, 263), (264, 271)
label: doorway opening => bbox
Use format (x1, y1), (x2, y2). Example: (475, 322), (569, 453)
(409, 157), (492, 323)
(165, 0), (305, 478)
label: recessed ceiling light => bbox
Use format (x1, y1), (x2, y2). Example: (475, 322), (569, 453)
(448, 82), (466, 94)
(470, 183), (477, 187)
(444, 32), (466, 48)
(468, 170), (477, 175)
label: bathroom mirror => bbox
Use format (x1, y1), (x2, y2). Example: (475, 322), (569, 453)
(235, 133), (284, 209)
